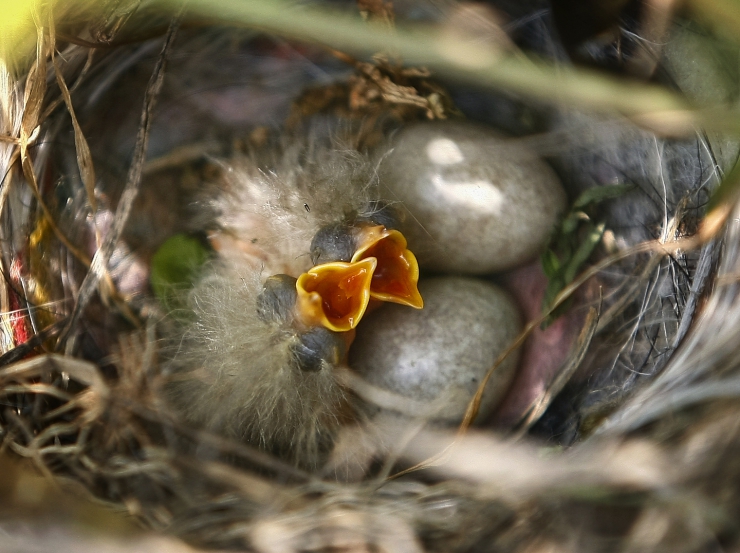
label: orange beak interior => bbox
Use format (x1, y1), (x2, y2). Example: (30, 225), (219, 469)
(296, 258), (377, 332)
(352, 226), (423, 309)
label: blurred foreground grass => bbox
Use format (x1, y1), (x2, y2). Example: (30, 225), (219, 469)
(1, 0), (739, 134)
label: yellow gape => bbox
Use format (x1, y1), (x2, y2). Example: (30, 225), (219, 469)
(295, 257), (377, 332)
(351, 225), (423, 309)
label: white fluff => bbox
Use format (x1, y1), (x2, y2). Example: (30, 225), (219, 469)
(166, 263), (352, 468)
(165, 128), (384, 468)
(213, 127), (382, 277)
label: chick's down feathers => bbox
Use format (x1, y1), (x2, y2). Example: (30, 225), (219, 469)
(165, 130), (386, 468)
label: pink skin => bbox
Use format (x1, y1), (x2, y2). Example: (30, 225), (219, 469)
(492, 261), (585, 428)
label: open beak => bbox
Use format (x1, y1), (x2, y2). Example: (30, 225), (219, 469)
(295, 257), (377, 332)
(351, 225), (423, 309)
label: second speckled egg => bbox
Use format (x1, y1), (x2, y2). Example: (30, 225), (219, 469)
(349, 277), (522, 423)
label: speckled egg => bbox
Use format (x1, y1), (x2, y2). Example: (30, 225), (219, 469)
(349, 277), (522, 423)
(379, 121), (567, 273)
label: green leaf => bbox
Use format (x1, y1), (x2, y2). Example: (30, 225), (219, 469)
(541, 222), (606, 328)
(561, 211), (589, 235)
(150, 234), (210, 311)
(541, 249), (561, 278)
(540, 182), (624, 328)
(541, 275), (569, 329)
(542, 275), (565, 311)
(563, 222), (606, 284)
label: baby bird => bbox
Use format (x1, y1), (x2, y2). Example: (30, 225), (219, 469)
(164, 126), (422, 469)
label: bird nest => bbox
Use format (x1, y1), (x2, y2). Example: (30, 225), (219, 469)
(2, 1), (740, 551)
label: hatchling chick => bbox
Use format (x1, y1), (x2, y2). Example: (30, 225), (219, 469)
(164, 126), (422, 469)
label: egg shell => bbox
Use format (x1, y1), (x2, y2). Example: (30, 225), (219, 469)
(379, 121), (567, 273)
(349, 276), (522, 423)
